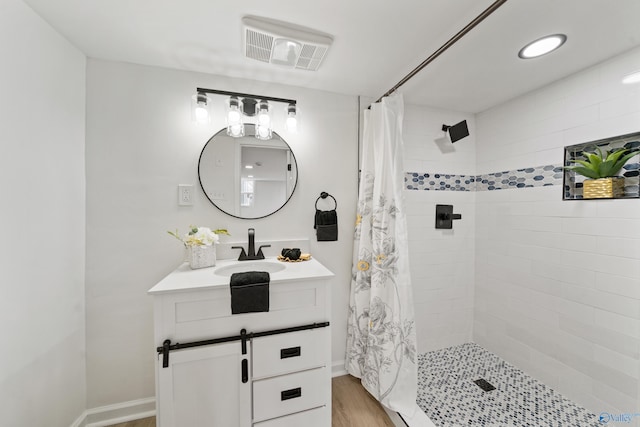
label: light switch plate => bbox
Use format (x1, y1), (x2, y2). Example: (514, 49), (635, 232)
(178, 184), (194, 206)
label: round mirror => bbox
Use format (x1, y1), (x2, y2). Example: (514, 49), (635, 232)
(198, 124), (298, 219)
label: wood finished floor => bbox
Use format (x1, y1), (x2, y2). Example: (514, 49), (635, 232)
(108, 375), (394, 427)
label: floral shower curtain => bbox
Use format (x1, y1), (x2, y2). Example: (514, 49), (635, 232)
(346, 93), (417, 415)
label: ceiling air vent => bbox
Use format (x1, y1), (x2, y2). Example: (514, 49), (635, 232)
(242, 16), (333, 71)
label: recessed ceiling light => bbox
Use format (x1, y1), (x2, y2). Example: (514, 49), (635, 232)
(518, 34), (567, 59)
(245, 165), (253, 169)
(622, 70), (640, 84)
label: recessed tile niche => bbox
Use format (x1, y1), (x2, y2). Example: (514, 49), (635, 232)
(563, 131), (640, 200)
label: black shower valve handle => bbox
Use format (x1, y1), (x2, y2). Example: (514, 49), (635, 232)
(435, 204), (462, 229)
(438, 212), (462, 221)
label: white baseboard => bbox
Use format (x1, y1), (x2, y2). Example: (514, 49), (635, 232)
(70, 411), (87, 427)
(71, 397), (156, 427)
(332, 359), (347, 377)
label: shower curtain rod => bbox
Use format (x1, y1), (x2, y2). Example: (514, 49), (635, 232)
(373, 0), (509, 104)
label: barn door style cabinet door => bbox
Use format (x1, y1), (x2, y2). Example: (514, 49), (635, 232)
(149, 258), (334, 427)
(157, 342), (251, 427)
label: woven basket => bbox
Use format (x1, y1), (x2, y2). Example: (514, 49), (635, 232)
(583, 177), (625, 199)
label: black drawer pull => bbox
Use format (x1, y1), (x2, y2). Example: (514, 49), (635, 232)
(281, 387), (302, 401)
(280, 346), (301, 359)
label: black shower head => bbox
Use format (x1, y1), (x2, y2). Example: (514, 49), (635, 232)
(442, 120), (469, 143)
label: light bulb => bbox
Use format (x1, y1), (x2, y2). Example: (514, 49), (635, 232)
(254, 100), (272, 140)
(286, 116), (297, 132)
(258, 126), (269, 138)
(226, 96), (244, 137)
(258, 112), (271, 126)
(285, 103), (298, 133)
(192, 93), (212, 124)
(195, 106), (209, 122)
(228, 109), (241, 122)
(229, 124), (243, 137)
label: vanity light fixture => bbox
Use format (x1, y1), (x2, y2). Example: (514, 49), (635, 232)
(226, 96), (245, 137)
(622, 70), (640, 84)
(518, 34), (567, 59)
(191, 93), (213, 124)
(286, 103), (298, 133)
(193, 87), (297, 140)
(255, 100), (273, 140)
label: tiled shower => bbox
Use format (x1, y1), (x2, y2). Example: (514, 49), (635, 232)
(404, 44), (640, 420)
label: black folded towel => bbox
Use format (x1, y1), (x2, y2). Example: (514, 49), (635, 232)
(281, 248), (301, 260)
(314, 210), (337, 227)
(230, 271), (270, 314)
(314, 210), (338, 241)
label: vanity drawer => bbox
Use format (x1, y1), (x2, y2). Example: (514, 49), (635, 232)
(252, 367), (328, 422)
(252, 328), (328, 379)
(253, 406), (328, 427)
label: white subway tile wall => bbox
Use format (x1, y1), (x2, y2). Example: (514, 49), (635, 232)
(474, 45), (640, 416)
(403, 105), (476, 353)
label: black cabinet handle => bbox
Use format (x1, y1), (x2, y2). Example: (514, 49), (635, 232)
(281, 387), (302, 401)
(162, 340), (171, 368)
(280, 346), (301, 359)
(241, 359), (248, 383)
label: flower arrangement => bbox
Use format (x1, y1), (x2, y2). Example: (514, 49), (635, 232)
(168, 226), (230, 247)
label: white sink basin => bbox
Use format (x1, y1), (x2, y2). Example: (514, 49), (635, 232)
(214, 261), (286, 277)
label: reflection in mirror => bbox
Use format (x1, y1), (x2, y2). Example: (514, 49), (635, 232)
(198, 124), (298, 219)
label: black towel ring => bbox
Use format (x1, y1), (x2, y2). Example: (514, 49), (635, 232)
(315, 192), (337, 210)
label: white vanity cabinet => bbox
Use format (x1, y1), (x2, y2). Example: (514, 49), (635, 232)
(148, 258), (333, 427)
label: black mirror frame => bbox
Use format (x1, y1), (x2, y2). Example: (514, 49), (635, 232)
(197, 125), (299, 220)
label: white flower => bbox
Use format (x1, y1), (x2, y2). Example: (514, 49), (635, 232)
(194, 227), (219, 246)
(168, 226), (228, 247)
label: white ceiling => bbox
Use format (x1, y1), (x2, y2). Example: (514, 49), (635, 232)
(23, 0), (640, 113)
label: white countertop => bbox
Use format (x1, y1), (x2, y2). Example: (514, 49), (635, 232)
(148, 257), (334, 295)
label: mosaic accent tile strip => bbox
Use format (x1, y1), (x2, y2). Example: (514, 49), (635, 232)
(476, 165), (563, 191)
(405, 164), (563, 192)
(405, 173), (476, 192)
(417, 343), (600, 427)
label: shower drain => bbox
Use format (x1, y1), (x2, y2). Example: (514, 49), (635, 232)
(474, 378), (496, 392)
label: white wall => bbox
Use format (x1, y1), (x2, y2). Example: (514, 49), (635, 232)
(0, 0), (86, 426)
(85, 59), (358, 408)
(402, 104), (476, 353)
(474, 46), (640, 414)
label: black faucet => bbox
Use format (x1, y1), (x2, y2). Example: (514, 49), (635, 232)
(232, 228), (271, 261)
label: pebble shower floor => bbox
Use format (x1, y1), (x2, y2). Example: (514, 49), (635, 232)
(416, 343), (600, 427)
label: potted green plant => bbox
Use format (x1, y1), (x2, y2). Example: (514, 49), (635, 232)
(565, 146), (639, 198)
